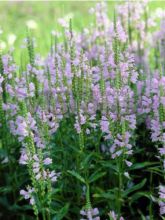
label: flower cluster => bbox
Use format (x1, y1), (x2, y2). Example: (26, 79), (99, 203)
(1, 1), (165, 219)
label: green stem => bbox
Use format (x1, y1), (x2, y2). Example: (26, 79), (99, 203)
(117, 157), (122, 218)
(42, 211), (46, 220)
(149, 172), (153, 220)
(47, 209), (51, 220)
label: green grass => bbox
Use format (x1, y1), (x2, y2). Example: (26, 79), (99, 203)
(0, 1), (119, 51)
(0, 1), (103, 56)
(0, 0), (165, 61)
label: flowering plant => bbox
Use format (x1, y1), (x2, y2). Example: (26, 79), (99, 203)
(0, 1), (165, 220)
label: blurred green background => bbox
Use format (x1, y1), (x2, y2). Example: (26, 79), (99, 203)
(0, 1), (100, 56)
(0, 1), (165, 61)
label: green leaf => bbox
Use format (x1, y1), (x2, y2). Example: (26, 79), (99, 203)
(0, 186), (12, 194)
(53, 203), (70, 220)
(100, 161), (118, 172)
(123, 179), (147, 197)
(137, 209), (146, 220)
(80, 152), (94, 168)
(67, 170), (86, 184)
(147, 166), (162, 175)
(129, 162), (159, 170)
(89, 170), (106, 183)
(129, 191), (151, 205)
(93, 192), (115, 200)
(51, 188), (61, 195)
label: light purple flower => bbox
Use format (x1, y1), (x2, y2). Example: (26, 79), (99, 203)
(43, 158), (52, 165)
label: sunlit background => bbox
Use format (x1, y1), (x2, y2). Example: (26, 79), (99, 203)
(0, 1), (165, 61)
